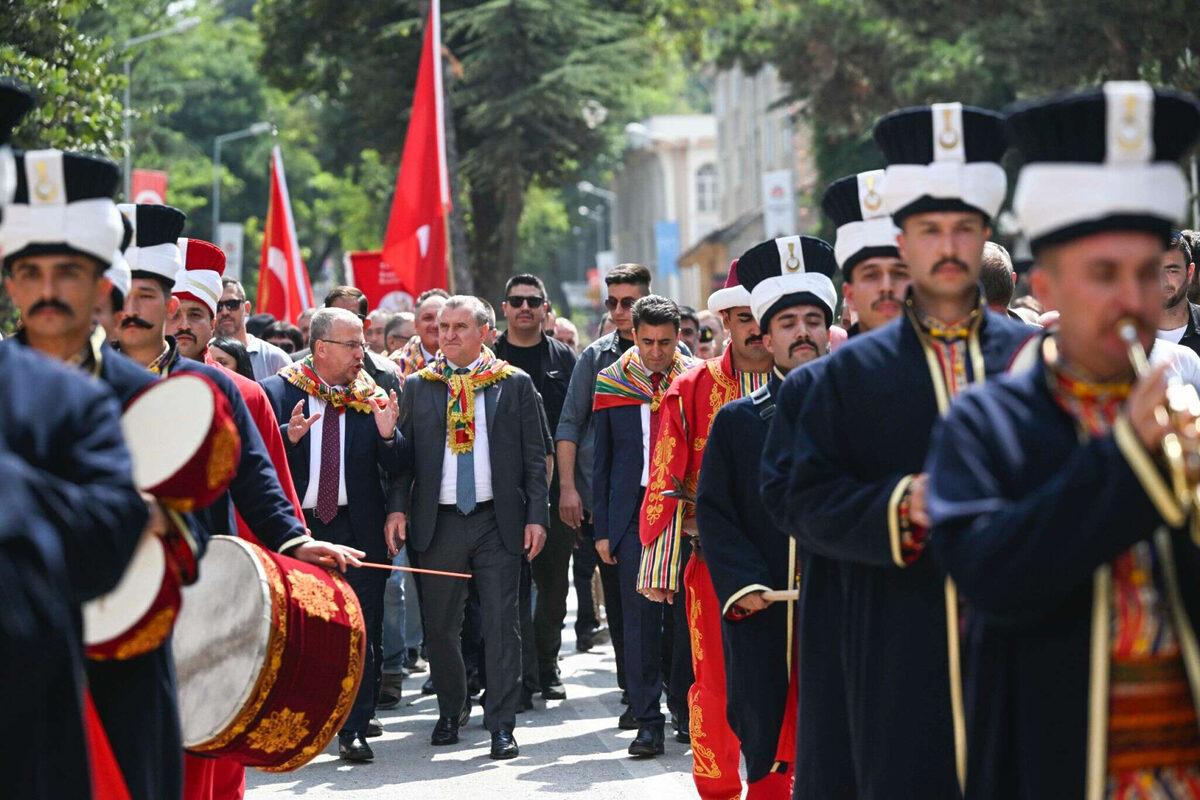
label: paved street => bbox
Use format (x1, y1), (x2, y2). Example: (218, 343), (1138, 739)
(247, 591), (699, 799)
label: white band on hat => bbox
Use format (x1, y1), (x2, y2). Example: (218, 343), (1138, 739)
(173, 269), (223, 316)
(834, 217), (901, 269)
(104, 251), (131, 296)
(1013, 162), (1187, 245)
(124, 241), (181, 283)
(0, 198), (124, 264)
(706, 285), (751, 313)
(882, 161), (1007, 220)
(750, 273), (838, 324)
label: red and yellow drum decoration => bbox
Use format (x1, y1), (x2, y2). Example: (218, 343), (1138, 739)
(174, 537), (366, 771)
(83, 531), (182, 660)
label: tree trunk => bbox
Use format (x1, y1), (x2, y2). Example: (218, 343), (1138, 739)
(469, 176), (528, 304)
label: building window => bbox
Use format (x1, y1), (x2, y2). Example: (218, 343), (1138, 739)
(696, 163), (717, 213)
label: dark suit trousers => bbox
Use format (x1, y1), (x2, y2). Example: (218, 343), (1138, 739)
(531, 490), (574, 682)
(305, 509), (386, 735)
(615, 522), (665, 727)
(582, 516), (627, 692)
(422, 506), (523, 732)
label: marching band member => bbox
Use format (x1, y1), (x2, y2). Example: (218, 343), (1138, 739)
(780, 103), (1031, 798)
(697, 235), (838, 799)
(759, 169), (911, 796)
(927, 82), (1200, 800)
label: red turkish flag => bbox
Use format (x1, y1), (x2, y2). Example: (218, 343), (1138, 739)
(256, 146), (314, 324)
(131, 169), (168, 205)
(381, 0), (451, 295)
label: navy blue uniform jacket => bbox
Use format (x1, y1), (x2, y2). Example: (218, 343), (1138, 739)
(697, 373), (795, 782)
(926, 337), (1200, 800)
(781, 307), (1032, 800)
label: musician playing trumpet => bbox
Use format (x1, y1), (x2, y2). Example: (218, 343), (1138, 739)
(925, 83), (1200, 799)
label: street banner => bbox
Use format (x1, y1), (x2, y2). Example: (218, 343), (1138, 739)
(217, 222), (243, 281)
(761, 169), (795, 238)
(131, 169), (168, 205)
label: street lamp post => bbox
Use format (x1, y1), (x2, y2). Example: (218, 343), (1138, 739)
(121, 16), (201, 201)
(212, 122), (274, 238)
(578, 181), (615, 253)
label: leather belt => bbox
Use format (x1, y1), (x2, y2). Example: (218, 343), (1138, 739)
(437, 499), (494, 516)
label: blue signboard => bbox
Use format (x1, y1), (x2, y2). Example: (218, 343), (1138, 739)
(654, 220), (680, 278)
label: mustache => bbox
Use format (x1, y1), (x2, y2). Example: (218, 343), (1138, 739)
(175, 328), (196, 340)
(789, 338), (818, 356)
(30, 299), (74, 317)
(120, 315), (154, 330)
(872, 292), (900, 310)
(932, 258), (969, 274)
(744, 334), (763, 346)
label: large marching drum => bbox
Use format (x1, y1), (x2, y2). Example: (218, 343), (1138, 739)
(174, 536), (366, 771)
(83, 372), (239, 660)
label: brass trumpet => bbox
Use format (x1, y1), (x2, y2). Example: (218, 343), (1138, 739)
(1118, 319), (1200, 513)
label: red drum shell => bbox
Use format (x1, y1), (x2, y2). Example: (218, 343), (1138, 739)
(84, 533), (182, 661)
(121, 373), (241, 513)
(175, 537), (366, 771)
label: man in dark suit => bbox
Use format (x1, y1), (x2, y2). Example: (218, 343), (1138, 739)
(390, 295), (548, 760)
(291, 285), (403, 396)
(592, 295), (695, 758)
(261, 307), (407, 763)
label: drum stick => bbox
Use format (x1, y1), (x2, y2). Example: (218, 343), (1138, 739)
(317, 558), (472, 580)
(762, 589), (799, 602)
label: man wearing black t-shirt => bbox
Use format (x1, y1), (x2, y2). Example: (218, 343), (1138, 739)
(493, 274), (580, 701)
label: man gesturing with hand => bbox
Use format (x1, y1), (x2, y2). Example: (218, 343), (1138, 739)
(262, 307), (411, 763)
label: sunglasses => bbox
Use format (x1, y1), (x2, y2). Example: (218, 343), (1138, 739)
(272, 340), (295, 354)
(216, 299), (243, 313)
(506, 295), (545, 309)
(604, 296), (636, 311)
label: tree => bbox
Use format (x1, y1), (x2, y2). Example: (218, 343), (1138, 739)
(0, 0), (125, 154)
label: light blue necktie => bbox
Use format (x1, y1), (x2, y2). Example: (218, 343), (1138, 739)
(454, 369), (476, 514)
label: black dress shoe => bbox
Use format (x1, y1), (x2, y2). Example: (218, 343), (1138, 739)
(618, 706), (638, 730)
(628, 725), (664, 757)
(576, 632), (593, 652)
(671, 711), (690, 743)
(490, 729), (519, 760)
(459, 698), (472, 727)
(338, 732), (374, 761)
(365, 717), (383, 738)
(421, 676), (436, 695)
(518, 688), (535, 712)
(430, 715), (459, 746)
(541, 674), (567, 701)
(467, 672), (484, 697)
(620, 690), (629, 705)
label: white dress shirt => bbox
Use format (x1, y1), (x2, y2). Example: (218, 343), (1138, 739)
(301, 394), (349, 509)
(639, 403), (651, 487)
(438, 355), (494, 504)
(1151, 337), (1200, 392)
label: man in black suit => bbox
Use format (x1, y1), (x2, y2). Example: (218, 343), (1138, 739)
(261, 307), (407, 763)
(592, 295), (693, 758)
(389, 295), (548, 760)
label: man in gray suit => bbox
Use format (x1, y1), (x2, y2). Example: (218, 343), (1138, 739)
(388, 295), (548, 760)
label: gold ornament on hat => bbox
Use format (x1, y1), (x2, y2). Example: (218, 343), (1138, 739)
(1116, 94), (1145, 152)
(862, 174), (883, 212)
(937, 107), (960, 150)
(785, 242), (801, 272)
(33, 161), (57, 202)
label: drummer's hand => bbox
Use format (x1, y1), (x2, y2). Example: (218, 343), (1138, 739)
(385, 512), (407, 558)
(292, 541), (364, 572)
(141, 493), (170, 539)
(373, 389), (400, 439)
(287, 401), (321, 445)
(733, 591), (770, 615)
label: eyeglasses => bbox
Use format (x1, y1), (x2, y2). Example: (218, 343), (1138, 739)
(271, 340), (295, 354)
(604, 296), (636, 311)
(216, 299), (243, 313)
(506, 295), (545, 309)
(319, 339), (367, 354)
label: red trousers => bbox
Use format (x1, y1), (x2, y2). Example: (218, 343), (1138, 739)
(182, 753), (245, 800)
(684, 554), (743, 800)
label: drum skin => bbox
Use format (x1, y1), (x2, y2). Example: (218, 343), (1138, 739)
(175, 537), (365, 771)
(84, 533), (182, 661)
(121, 373), (241, 513)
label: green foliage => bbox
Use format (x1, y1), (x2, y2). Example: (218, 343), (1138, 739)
(1, 0), (125, 153)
